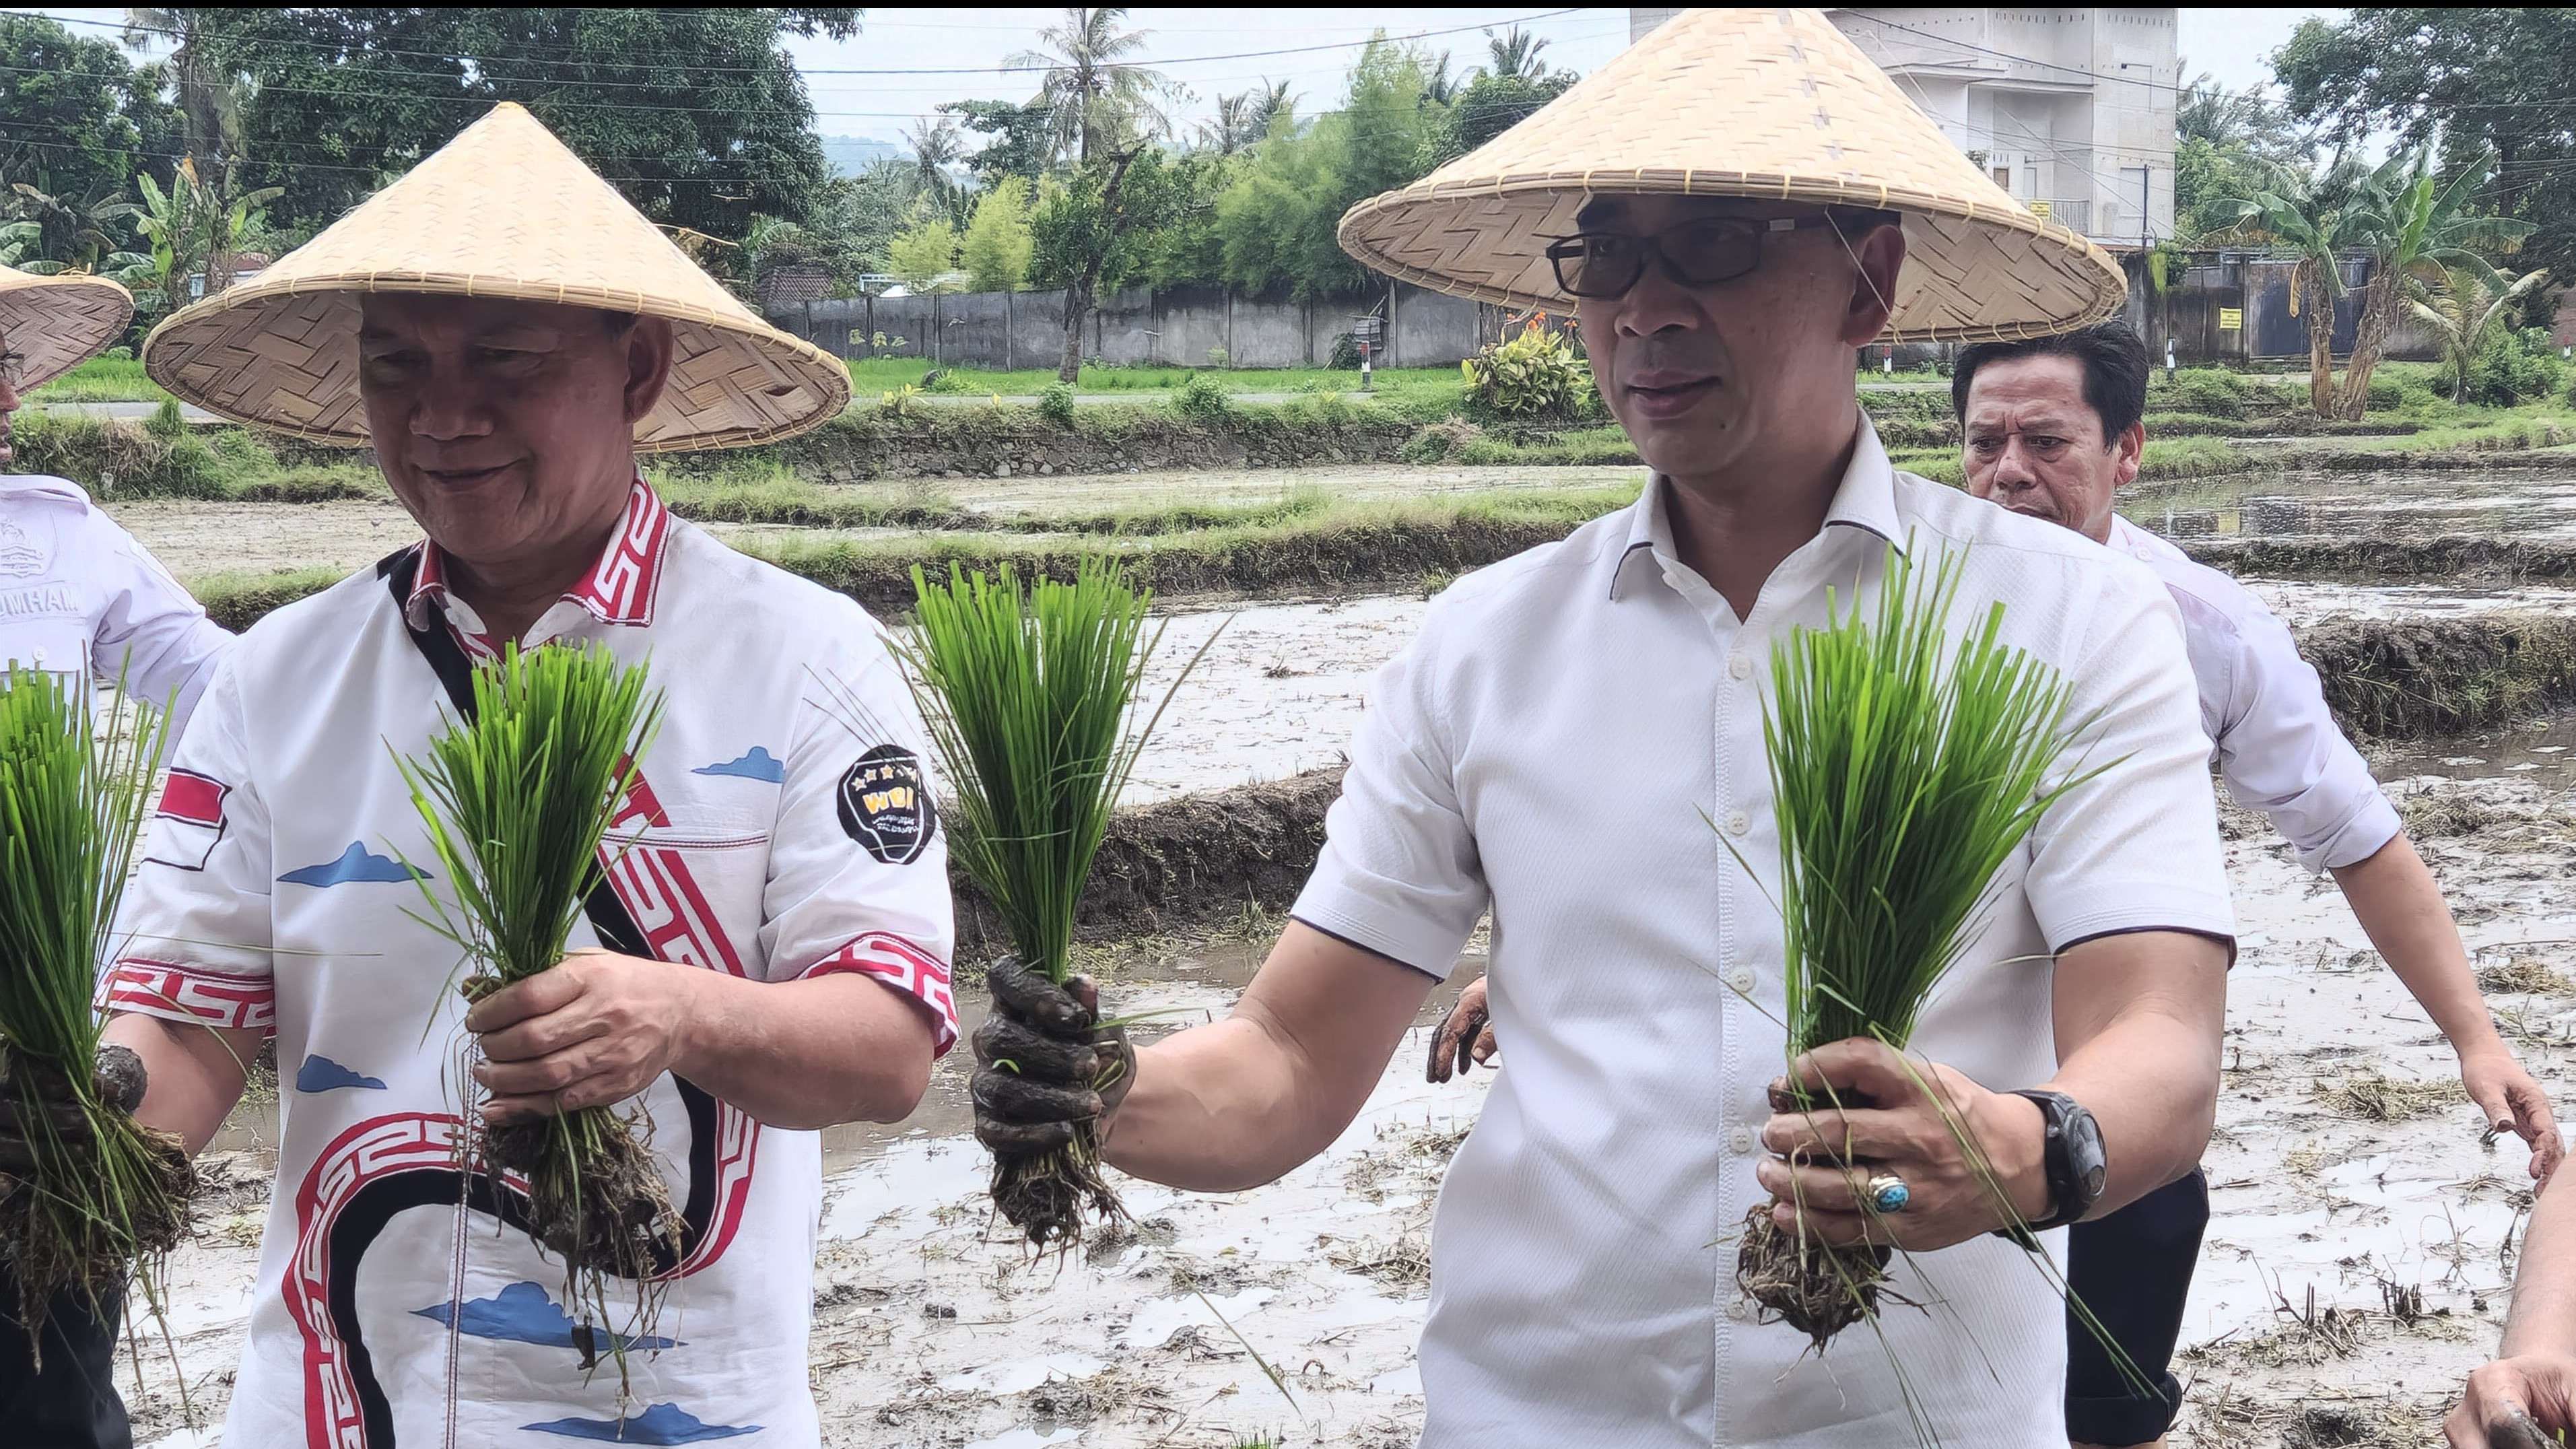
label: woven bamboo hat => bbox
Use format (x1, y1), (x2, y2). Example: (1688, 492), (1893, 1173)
(1337, 8), (2126, 341)
(0, 267), (132, 391)
(142, 102), (849, 451)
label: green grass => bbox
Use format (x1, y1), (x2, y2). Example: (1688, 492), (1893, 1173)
(21, 357), (168, 405)
(846, 356), (1467, 402)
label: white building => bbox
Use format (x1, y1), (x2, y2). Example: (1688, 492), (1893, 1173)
(1629, 8), (2177, 249)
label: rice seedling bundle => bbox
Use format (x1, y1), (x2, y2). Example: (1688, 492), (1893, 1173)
(902, 558), (1207, 1247)
(0, 669), (191, 1330)
(397, 643), (672, 1330)
(1731, 545), (2096, 1351)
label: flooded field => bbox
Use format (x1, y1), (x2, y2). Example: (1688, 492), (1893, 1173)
(2132, 467), (2576, 543)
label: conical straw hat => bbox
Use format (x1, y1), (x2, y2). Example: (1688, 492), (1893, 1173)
(143, 102), (849, 451)
(1337, 8), (2126, 341)
(0, 267), (132, 391)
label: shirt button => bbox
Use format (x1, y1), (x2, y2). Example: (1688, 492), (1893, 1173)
(1730, 1126), (1755, 1154)
(28, 648), (44, 666)
(1726, 966), (1756, 993)
(1728, 653), (1753, 681)
(1723, 811), (1751, 836)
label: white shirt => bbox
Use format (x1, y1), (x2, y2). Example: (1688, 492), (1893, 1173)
(0, 472), (231, 741)
(1293, 424), (2235, 1448)
(2106, 516), (2402, 871)
(109, 481), (956, 1448)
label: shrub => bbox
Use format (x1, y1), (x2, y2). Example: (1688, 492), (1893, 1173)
(1398, 417), (1483, 463)
(143, 397), (187, 440)
(2158, 368), (2245, 419)
(99, 345), (132, 362)
(1328, 333), (1363, 370)
(1464, 319), (1591, 419)
(1171, 371), (1231, 422)
(878, 383), (927, 421)
(2467, 327), (2569, 408)
(1038, 381), (1077, 426)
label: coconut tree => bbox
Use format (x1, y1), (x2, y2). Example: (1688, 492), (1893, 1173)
(2408, 261), (2552, 403)
(1248, 78), (1296, 137)
(904, 118), (970, 228)
(1196, 90), (1262, 156)
(1483, 26), (1553, 83)
(1011, 8), (1169, 166)
(2332, 147), (2534, 419)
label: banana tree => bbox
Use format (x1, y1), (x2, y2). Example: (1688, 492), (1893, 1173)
(131, 160), (281, 318)
(7, 181), (141, 275)
(2208, 156), (2378, 416)
(2408, 261), (2551, 403)
(2335, 148), (2532, 419)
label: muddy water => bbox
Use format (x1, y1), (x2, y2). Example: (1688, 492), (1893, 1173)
(2241, 577), (2576, 626)
(2129, 469), (2576, 543)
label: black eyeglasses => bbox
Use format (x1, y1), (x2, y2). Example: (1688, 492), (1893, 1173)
(1545, 214), (1845, 298)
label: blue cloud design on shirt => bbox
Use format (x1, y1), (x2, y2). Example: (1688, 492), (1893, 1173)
(277, 842), (427, 888)
(693, 747), (784, 784)
(293, 1055), (385, 1092)
(520, 1404), (757, 1442)
(412, 1281), (679, 1352)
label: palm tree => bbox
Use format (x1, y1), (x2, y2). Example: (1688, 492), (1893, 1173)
(1250, 78), (1296, 137)
(1422, 50), (1462, 106)
(1197, 90), (1262, 156)
(2408, 261), (2551, 403)
(1010, 8), (1169, 167)
(906, 119), (970, 225)
(2334, 147), (2532, 419)
(125, 9), (248, 196)
(1484, 26), (1551, 82)
(7, 180), (141, 274)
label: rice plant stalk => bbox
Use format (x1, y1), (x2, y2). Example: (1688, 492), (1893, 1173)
(395, 643), (673, 1362)
(1730, 543), (2100, 1353)
(900, 558), (1217, 1247)
(0, 669), (192, 1337)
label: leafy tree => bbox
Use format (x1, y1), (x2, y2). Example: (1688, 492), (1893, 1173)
(1215, 37), (1444, 301)
(1138, 149), (1233, 287)
(1011, 8), (1168, 166)
(1030, 146), (1182, 378)
(2275, 9), (2576, 285)
(2171, 62), (2311, 241)
(170, 9), (857, 248)
(8, 181), (141, 275)
(2336, 149), (2532, 417)
(131, 158), (281, 320)
(942, 99), (1056, 189)
(959, 181), (1034, 292)
(821, 158), (928, 275)
(885, 209), (959, 292)
(0, 15), (163, 247)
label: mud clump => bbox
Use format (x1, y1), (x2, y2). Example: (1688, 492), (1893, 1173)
(2297, 614), (2576, 739)
(1734, 1202), (1894, 1351)
(479, 1113), (681, 1281)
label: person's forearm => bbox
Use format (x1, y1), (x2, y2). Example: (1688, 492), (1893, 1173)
(672, 970), (933, 1130)
(2048, 933), (2229, 1217)
(103, 1013), (260, 1155)
(2332, 832), (2505, 1058)
(1105, 922), (1432, 1192)
(2505, 1174), (2576, 1357)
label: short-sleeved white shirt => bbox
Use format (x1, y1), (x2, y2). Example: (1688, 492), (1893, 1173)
(2106, 516), (2402, 871)
(0, 472), (231, 741)
(1293, 424), (2235, 1448)
(108, 481), (956, 1448)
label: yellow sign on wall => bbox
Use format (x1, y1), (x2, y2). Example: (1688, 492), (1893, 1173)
(2218, 307), (2244, 331)
(2028, 199), (2052, 220)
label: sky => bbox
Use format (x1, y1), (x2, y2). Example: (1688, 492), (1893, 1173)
(41, 6), (2336, 150)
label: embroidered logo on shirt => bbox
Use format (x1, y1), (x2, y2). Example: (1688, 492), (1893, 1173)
(836, 744), (935, 865)
(0, 516), (46, 579)
(277, 842), (430, 887)
(145, 768), (230, 871)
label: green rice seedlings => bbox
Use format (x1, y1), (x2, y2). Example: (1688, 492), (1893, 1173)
(397, 643), (672, 1348)
(1730, 543), (2098, 1351)
(0, 669), (192, 1335)
(901, 558), (1215, 1247)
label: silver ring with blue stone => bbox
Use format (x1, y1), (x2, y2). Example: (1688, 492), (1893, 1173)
(1866, 1172), (1911, 1214)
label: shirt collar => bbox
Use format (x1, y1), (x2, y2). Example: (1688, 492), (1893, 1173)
(1608, 416), (1907, 602)
(404, 475), (673, 636)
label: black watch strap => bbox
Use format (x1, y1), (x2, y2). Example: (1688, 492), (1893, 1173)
(1993, 1088), (2104, 1246)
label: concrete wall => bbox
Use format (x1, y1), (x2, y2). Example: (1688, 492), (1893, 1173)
(767, 281), (1508, 370)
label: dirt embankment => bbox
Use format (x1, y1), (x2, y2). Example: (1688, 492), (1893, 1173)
(2303, 614), (2576, 739)
(951, 767), (1342, 964)
(2187, 535), (2576, 582)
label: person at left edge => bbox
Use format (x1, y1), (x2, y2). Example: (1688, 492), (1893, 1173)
(0, 265), (230, 1449)
(70, 102), (952, 1445)
(0, 266), (232, 739)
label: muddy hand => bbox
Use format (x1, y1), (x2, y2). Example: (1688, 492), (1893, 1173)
(973, 960), (1133, 1155)
(1427, 976), (1499, 1083)
(2446, 1353), (2576, 1448)
(2463, 1049), (2565, 1184)
(0, 1043), (147, 1177)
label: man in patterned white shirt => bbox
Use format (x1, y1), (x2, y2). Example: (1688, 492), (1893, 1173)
(55, 104), (951, 1446)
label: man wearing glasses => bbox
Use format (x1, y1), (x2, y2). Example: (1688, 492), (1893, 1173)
(969, 13), (2233, 1446)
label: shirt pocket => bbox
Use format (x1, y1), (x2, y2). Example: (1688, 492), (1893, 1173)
(0, 620), (88, 677)
(597, 821), (774, 974)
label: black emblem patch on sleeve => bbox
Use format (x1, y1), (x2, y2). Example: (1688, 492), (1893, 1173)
(838, 744), (935, 865)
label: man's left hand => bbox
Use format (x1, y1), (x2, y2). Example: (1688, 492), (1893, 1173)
(2460, 1047), (2565, 1184)
(466, 949), (698, 1120)
(1756, 1037), (2052, 1252)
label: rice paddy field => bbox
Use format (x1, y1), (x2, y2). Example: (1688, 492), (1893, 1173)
(93, 407), (2576, 1448)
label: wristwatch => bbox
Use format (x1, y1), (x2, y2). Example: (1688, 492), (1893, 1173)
(1994, 1088), (2106, 1244)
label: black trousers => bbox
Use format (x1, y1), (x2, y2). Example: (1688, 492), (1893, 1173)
(0, 1265), (131, 1449)
(2064, 1168), (2208, 1446)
